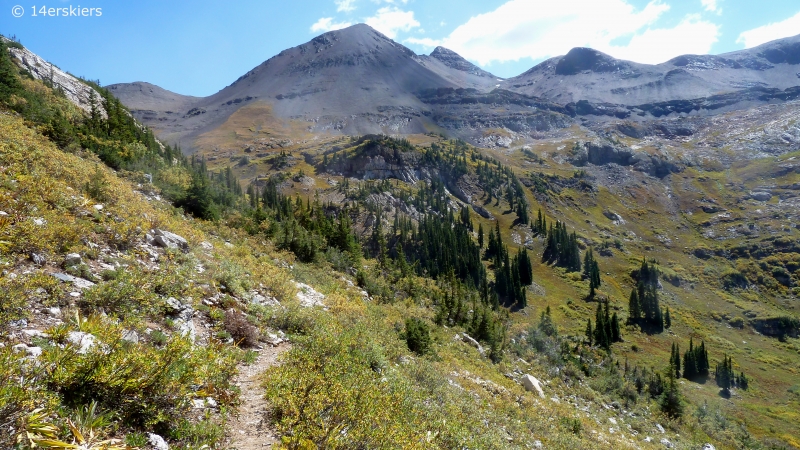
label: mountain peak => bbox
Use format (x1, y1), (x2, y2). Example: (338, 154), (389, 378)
(429, 46), (495, 78)
(555, 47), (627, 75)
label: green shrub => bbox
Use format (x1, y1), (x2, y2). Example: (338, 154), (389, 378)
(0, 275), (30, 328)
(404, 317), (432, 356)
(84, 164), (112, 204)
(215, 261), (250, 298)
(721, 269), (748, 290)
(80, 270), (158, 319)
(0, 347), (53, 449)
(149, 330), (168, 346)
(42, 316), (237, 431)
(560, 417), (582, 435)
(264, 323), (424, 448)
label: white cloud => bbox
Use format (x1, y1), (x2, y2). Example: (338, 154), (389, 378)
(310, 17), (353, 33)
(364, 6), (420, 39)
(336, 0), (356, 13)
(701, 0), (719, 13)
(606, 15), (719, 63)
(406, 0), (720, 66)
(737, 10), (800, 48)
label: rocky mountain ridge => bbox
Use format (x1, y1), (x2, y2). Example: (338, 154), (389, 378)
(104, 25), (800, 152)
(4, 37), (106, 116)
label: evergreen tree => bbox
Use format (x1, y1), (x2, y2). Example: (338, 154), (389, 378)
(535, 209), (544, 235)
(405, 318), (432, 355)
(738, 372), (749, 390)
(538, 306), (557, 337)
(517, 247), (533, 286)
(542, 220), (581, 272)
(179, 171), (220, 221)
(585, 319), (593, 346)
(628, 258), (662, 330)
(659, 369), (684, 418)
(611, 312), (621, 342)
(672, 343), (681, 378)
(716, 355), (733, 394)
(628, 289), (641, 322)
(594, 302), (610, 349)
(0, 40), (22, 102)
(664, 306), (672, 329)
(682, 338), (710, 380)
(478, 223), (484, 249)
(714, 354), (744, 392)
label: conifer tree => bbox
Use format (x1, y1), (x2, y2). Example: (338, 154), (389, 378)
(583, 248), (593, 279)
(716, 355), (734, 394)
(611, 312), (621, 342)
(665, 306), (672, 329)
(628, 258), (663, 331)
(0, 40), (22, 102)
(594, 302), (609, 349)
(536, 209), (544, 235)
(659, 369), (684, 418)
(586, 319), (593, 346)
(538, 305), (557, 337)
(671, 342), (681, 378)
(628, 289), (641, 322)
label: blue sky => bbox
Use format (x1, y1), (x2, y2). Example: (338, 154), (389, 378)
(3, 0), (800, 96)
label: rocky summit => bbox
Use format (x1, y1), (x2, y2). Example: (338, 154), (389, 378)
(108, 24), (800, 153)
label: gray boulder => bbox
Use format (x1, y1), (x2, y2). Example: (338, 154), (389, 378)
(64, 253), (83, 267)
(457, 332), (485, 356)
(52, 272), (96, 290)
(147, 433), (169, 450)
(67, 331), (96, 354)
(749, 191), (772, 202)
(121, 329), (140, 344)
(701, 204), (723, 213)
(153, 229), (189, 251)
(471, 204), (494, 220)
(165, 297), (196, 341)
(13, 343), (42, 358)
(521, 374), (545, 398)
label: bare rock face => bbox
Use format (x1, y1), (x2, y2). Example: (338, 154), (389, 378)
(429, 46), (495, 78)
(6, 44), (106, 117)
(570, 141), (681, 177)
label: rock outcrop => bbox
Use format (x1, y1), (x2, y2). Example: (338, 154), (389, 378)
(6, 42), (106, 117)
(569, 141), (681, 177)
